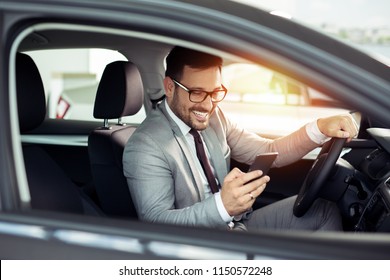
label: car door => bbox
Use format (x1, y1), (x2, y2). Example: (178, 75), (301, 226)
(1, 0), (389, 260)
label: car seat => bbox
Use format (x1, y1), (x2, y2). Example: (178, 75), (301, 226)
(88, 60), (144, 218)
(16, 52), (102, 215)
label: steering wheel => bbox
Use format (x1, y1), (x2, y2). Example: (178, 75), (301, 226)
(293, 138), (346, 217)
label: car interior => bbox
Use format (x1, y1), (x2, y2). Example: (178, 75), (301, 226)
(16, 52), (102, 216)
(13, 23), (390, 235)
(88, 60), (143, 219)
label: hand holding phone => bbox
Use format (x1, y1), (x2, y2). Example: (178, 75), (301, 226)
(247, 152), (278, 183)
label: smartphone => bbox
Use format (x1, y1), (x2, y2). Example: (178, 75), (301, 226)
(248, 152), (278, 181)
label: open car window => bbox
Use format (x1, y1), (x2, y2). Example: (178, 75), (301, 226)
(220, 62), (354, 137)
(26, 48), (146, 124)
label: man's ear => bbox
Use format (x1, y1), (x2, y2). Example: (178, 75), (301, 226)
(163, 77), (174, 98)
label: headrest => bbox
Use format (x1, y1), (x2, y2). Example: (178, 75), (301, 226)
(16, 53), (46, 132)
(93, 61), (144, 119)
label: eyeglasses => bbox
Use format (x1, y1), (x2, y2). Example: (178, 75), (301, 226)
(171, 78), (227, 103)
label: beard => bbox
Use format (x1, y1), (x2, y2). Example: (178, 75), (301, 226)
(169, 93), (216, 131)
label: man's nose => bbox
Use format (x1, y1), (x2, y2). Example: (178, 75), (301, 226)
(201, 93), (214, 108)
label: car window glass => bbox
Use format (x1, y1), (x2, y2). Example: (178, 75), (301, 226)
(220, 62), (352, 137)
(26, 48), (146, 124)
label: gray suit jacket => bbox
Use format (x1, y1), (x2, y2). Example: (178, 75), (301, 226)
(123, 101), (318, 229)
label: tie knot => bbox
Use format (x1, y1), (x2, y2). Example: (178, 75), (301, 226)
(189, 128), (202, 143)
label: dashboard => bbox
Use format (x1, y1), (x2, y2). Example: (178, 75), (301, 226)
(354, 128), (390, 232)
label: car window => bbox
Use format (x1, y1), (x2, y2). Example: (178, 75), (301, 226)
(220, 62), (352, 137)
(222, 63), (309, 106)
(232, 0), (390, 66)
(26, 48), (146, 124)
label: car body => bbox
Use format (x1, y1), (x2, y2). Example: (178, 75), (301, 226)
(0, 0), (389, 260)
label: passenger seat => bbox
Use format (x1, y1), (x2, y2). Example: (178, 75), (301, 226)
(88, 60), (144, 219)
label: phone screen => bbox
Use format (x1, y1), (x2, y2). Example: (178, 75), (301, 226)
(248, 152), (278, 175)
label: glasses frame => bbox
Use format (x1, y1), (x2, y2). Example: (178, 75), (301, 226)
(171, 78), (227, 103)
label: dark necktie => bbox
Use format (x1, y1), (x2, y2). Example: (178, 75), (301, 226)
(189, 129), (219, 193)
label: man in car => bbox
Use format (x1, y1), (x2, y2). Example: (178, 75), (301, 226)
(123, 46), (358, 231)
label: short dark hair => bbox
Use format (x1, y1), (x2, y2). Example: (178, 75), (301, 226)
(165, 46), (223, 80)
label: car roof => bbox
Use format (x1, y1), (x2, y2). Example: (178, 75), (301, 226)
(3, 0), (390, 125)
(11, 0), (387, 79)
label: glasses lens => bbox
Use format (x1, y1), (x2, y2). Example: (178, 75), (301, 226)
(211, 90), (226, 102)
(189, 90), (227, 103)
(188, 91), (205, 103)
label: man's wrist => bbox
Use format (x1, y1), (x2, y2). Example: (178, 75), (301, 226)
(214, 192), (233, 223)
(306, 120), (330, 145)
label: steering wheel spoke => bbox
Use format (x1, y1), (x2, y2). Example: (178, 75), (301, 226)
(293, 138), (347, 217)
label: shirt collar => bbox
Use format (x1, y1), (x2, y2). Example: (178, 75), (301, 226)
(164, 100), (192, 137)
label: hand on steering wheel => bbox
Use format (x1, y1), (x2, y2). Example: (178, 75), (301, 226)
(293, 138), (346, 217)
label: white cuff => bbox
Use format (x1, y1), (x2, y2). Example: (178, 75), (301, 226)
(305, 120), (330, 145)
(214, 192), (233, 223)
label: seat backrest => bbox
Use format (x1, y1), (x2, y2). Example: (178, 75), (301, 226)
(88, 60), (144, 218)
(16, 53), (102, 215)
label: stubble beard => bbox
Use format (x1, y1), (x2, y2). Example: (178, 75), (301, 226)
(170, 97), (213, 131)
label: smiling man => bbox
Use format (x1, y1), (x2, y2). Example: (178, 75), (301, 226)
(123, 46), (358, 232)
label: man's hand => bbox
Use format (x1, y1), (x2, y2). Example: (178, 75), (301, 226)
(220, 168), (270, 216)
(317, 114), (358, 142)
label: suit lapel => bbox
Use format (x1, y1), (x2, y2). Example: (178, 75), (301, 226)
(159, 104), (205, 201)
